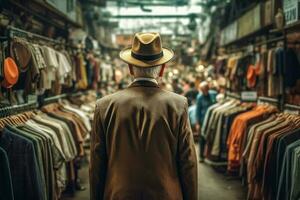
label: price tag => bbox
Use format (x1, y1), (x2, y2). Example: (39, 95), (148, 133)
(241, 91), (257, 101)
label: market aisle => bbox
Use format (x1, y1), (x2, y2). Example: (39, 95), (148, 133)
(197, 163), (247, 200)
(63, 145), (247, 200)
(62, 151), (90, 200)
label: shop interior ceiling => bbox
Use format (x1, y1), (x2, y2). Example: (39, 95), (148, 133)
(0, 0), (232, 49)
(93, 0), (228, 40)
(0, 0), (228, 45)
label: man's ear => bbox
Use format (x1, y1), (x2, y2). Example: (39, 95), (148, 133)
(129, 64), (134, 75)
(159, 64), (166, 77)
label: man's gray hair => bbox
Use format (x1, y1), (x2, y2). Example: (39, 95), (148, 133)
(132, 65), (162, 78)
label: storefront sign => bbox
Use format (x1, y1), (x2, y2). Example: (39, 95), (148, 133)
(241, 91), (258, 101)
(284, 0), (300, 25)
(238, 4), (261, 39)
(221, 3), (264, 45)
(220, 21), (237, 45)
(46, 0), (78, 23)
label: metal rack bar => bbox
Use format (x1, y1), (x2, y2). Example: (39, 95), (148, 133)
(255, 36), (285, 46)
(41, 91), (84, 106)
(0, 102), (38, 118)
(283, 104), (300, 112)
(42, 94), (68, 105)
(7, 26), (62, 45)
(284, 104), (300, 110)
(257, 96), (279, 107)
(258, 96), (278, 103)
(0, 91), (87, 118)
(283, 104), (300, 115)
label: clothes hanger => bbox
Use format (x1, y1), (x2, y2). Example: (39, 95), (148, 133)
(17, 114), (27, 124)
(0, 118), (5, 128)
(12, 115), (21, 125)
(4, 116), (14, 126)
(1, 116), (12, 126)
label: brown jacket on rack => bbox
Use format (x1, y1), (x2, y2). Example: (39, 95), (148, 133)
(90, 80), (198, 200)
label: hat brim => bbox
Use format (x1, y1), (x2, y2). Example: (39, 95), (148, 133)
(119, 47), (174, 68)
(3, 57), (19, 87)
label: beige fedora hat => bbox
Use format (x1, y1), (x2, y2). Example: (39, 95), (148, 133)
(120, 32), (174, 68)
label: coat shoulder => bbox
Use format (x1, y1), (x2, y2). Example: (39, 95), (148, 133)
(160, 89), (188, 113)
(95, 90), (125, 109)
(161, 89), (188, 103)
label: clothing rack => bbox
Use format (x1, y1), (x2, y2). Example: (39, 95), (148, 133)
(40, 91), (85, 106)
(226, 46), (250, 54)
(7, 26), (63, 45)
(41, 94), (68, 106)
(69, 91), (85, 97)
(257, 96), (279, 107)
(0, 102), (38, 118)
(283, 104), (300, 115)
(0, 91), (87, 118)
(255, 36), (285, 47)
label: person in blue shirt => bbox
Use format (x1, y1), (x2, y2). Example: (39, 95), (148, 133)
(188, 104), (197, 130)
(196, 81), (217, 162)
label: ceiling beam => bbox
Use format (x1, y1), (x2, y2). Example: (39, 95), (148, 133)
(110, 14), (203, 18)
(107, 0), (188, 6)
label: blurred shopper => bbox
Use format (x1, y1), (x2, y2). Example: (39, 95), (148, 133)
(185, 81), (199, 106)
(90, 32), (197, 200)
(188, 103), (197, 137)
(196, 81), (217, 162)
(172, 78), (184, 94)
(182, 79), (190, 93)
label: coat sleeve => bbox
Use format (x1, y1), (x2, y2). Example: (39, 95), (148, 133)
(90, 103), (108, 200)
(177, 100), (198, 200)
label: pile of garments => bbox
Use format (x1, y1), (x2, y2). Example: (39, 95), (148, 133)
(0, 94), (95, 200)
(202, 97), (300, 200)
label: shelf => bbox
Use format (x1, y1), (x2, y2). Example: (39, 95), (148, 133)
(222, 24), (273, 48)
(284, 21), (300, 32)
(8, 0), (82, 30)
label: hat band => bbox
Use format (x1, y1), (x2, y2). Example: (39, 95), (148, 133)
(131, 51), (163, 61)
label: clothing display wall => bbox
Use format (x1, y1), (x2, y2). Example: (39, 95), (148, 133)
(201, 97), (300, 200)
(0, 92), (96, 200)
(218, 45), (300, 105)
(0, 30), (102, 106)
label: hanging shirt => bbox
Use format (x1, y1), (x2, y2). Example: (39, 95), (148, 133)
(0, 146), (14, 200)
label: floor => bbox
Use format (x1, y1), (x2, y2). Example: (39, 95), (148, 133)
(62, 145), (247, 200)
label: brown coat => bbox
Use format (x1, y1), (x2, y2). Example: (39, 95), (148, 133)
(90, 80), (198, 200)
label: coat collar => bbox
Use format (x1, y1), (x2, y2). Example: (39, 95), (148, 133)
(133, 77), (158, 85)
(129, 80), (160, 88)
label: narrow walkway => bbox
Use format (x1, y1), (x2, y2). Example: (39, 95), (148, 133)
(63, 146), (247, 200)
(198, 162), (247, 200)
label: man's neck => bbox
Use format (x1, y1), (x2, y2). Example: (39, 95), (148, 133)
(133, 77), (158, 84)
